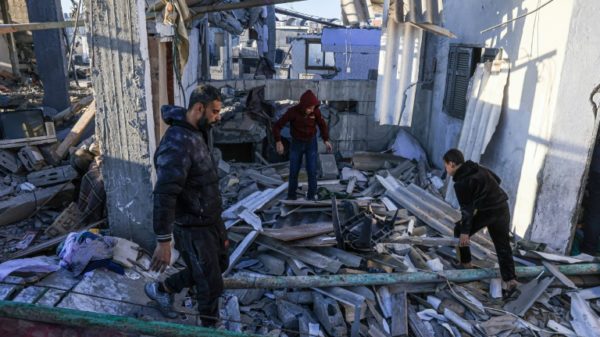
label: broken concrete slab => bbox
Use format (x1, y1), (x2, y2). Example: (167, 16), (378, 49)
(319, 153), (338, 180)
(0, 149), (21, 173)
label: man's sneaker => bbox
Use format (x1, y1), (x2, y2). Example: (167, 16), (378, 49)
(145, 282), (178, 319)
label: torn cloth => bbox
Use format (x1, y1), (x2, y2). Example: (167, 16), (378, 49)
(58, 231), (117, 276)
(0, 256), (59, 281)
(163, 0), (191, 76)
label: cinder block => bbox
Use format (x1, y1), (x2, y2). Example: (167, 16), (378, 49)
(319, 153), (338, 180)
(0, 149), (21, 173)
(18, 146), (45, 171)
(27, 165), (78, 187)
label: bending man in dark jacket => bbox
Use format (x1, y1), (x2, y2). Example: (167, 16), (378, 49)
(443, 149), (518, 292)
(273, 90), (332, 200)
(145, 85), (229, 327)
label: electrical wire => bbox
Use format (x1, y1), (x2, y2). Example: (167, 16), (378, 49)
(480, 0), (557, 34)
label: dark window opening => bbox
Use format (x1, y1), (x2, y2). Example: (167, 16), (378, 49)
(443, 45), (500, 119)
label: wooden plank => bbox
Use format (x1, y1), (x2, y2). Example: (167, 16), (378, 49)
(391, 291), (408, 337)
(54, 101), (96, 159)
(261, 222), (333, 241)
(0, 135), (57, 149)
(52, 95), (94, 124)
(383, 236), (459, 247)
(0, 20), (84, 34)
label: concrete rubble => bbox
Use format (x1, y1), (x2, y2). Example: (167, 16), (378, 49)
(0, 141), (598, 336)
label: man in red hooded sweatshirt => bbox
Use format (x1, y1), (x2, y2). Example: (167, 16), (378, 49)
(273, 90), (332, 200)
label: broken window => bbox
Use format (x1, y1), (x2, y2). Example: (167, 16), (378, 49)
(443, 45), (499, 119)
(305, 39), (335, 70)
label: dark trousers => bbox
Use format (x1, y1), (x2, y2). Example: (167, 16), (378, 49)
(164, 225), (228, 327)
(454, 203), (516, 281)
(288, 137), (318, 200)
(582, 171), (600, 255)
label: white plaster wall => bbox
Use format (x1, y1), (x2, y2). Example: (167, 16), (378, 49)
(529, 1), (600, 252)
(425, 0), (577, 244)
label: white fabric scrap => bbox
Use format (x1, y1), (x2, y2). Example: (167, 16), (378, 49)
(0, 256), (59, 281)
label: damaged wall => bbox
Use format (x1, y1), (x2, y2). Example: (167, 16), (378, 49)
(89, 0), (156, 250)
(412, 0), (600, 252)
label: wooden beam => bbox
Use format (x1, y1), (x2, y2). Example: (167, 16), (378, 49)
(52, 95), (94, 125)
(0, 20), (84, 35)
(54, 101), (96, 159)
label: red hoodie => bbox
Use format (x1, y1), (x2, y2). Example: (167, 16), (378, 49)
(272, 90), (329, 142)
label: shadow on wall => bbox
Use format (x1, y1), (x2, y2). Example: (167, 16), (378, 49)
(99, 156), (155, 252)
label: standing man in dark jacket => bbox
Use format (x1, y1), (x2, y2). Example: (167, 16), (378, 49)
(273, 90), (332, 200)
(145, 85), (229, 327)
(443, 149), (519, 292)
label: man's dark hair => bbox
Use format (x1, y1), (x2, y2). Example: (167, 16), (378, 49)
(188, 85), (222, 110)
(443, 148), (465, 164)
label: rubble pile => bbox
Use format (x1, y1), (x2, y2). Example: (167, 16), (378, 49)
(218, 152), (600, 337)
(0, 94), (97, 262)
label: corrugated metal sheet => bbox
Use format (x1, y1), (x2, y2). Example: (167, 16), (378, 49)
(458, 60), (509, 162)
(445, 59), (510, 206)
(374, 14), (422, 126)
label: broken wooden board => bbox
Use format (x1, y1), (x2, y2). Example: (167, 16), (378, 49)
(0, 122), (57, 149)
(44, 202), (82, 237)
(391, 291), (408, 337)
(0, 183), (75, 227)
(27, 165), (78, 187)
(261, 222), (334, 242)
(54, 101), (96, 159)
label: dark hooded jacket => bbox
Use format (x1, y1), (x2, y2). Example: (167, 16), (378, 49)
(152, 105), (223, 243)
(453, 160), (508, 234)
(272, 90), (329, 142)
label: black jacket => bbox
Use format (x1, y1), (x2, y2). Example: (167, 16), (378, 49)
(453, 161), (508, 234)
(153, 105), (223, 242)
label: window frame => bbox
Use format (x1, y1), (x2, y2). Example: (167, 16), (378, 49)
(304, 39), (336, 71)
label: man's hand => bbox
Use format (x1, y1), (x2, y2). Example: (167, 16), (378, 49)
(276, 141), (284, 155)
(459, 234), (470, 247)
(150, 241), (172, 273)
(324, 141), (333, 153)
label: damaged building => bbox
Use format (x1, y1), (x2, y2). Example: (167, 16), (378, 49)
(0, 0), (599, 336)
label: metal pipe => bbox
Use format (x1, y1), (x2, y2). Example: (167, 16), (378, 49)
(224, 263), (600, 289)
(274, 7), (344, 28)
(0, 300), (259, 337)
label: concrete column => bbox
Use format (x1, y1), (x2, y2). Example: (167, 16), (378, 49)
(25, 0), (69, 111)
(88, 0), (156, 250)
(266, 5), (276, 64)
